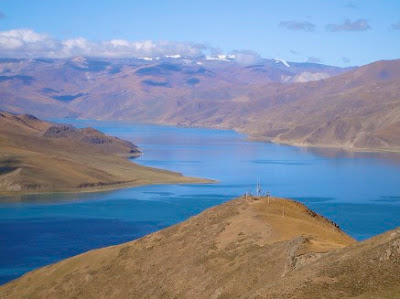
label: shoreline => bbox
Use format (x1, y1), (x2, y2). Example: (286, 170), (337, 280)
(0, 177), (217, 199)
(178, 123), (400, 155)
(50, 117), (400, 155)
(246, 136), (400, 154)
(0, 113), (217, 198)
(97, 118), (400, 155)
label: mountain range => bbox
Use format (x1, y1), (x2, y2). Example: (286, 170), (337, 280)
(0, 56), (399, 152)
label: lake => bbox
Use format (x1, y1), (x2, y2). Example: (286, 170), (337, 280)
(1, 119), (400, 285)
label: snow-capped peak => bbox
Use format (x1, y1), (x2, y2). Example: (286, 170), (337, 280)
(70, 56), (88, 68)
(206, 54), (227, 61)
(275, 58), (290, 68)
(205, 54), (236, 62)
(165, 54), (181, 59)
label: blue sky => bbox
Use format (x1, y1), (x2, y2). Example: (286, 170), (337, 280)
(0, 0), (399, 66)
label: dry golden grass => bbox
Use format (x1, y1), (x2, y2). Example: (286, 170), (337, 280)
(6, 196), (398, 299)
(2, 196), (398, 298)
(1, 196), (399, 298)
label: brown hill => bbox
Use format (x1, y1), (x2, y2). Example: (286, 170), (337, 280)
(0, 111), (209, 193)
(241, 59), (400, 152)
(2, 196), (398, 298)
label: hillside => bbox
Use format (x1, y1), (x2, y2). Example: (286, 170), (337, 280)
(2, 196), (399, 298)
(3, 195), (398, 298)
(1, 57), (400, 152)
(241, 59), (400, 151)
(0, 111), (209, 193)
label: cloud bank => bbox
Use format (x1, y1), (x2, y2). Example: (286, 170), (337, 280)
(0, 29), (211, 59)
(279, 21), (315, 32)
(0, 29), (267, 65)
(326, 19), (371, 32)
(229, 50), (261, 64)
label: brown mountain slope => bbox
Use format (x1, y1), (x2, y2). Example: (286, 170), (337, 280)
(0, 196), (373, 299)
(72, 59), (400, 152)
(0, 111), (209, 193)
(0, 57), (345, 119)
(2, 196), (399, 299)
(241, 59), (400, 151)
(152, 59), (400, 152)
(1, 57), (399, 152)
(272, 227), (400, 298)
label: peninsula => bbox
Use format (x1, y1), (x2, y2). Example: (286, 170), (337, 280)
(0, 111), (210, 194)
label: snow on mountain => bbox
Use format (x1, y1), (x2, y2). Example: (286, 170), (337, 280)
(274, 58), (290, 68)
(165, 54), (181, 59)
(205, 54), (236, 61)
(139, 57), (154, 61)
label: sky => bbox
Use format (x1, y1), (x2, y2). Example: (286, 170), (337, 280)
(0, 0), (399, 66)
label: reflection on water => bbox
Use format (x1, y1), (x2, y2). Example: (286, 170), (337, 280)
(1, 119), (400, 284)
(305, 146), (400, 163)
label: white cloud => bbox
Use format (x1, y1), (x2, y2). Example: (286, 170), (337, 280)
(109, 39), (130, 47)
(0, 28), (267, 65)
(0, 29), (61, 57)
(229, 50), (262, 65)
(0, 28), (210, 59)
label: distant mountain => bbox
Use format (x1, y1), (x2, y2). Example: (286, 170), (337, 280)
(2, 56), (400, 152)
(2, 196), (399, 298)
(240, 59), (400, 151)
(0, 111), (208, 193)
(0, 56), (349, 118)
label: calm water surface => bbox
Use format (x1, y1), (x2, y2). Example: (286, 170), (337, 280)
(1, 119), (400, 284)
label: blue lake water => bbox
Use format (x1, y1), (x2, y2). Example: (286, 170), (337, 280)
(1, 119), (400, 284)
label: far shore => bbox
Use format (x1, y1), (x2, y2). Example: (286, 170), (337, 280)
(246, 135), (400, 155)
(0, 177), (217, 199)
(91, 118), (400, 155)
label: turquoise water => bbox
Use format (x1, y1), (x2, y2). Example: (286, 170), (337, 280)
(1, 119), (400, 284)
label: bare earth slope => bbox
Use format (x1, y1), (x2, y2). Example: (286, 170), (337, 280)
(3, 196), (398, 298)
(0, 111), (209, 193)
